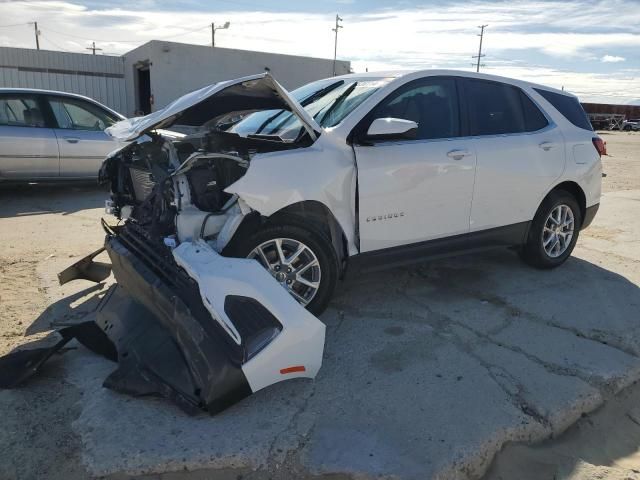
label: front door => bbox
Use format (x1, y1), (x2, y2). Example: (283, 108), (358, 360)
(353, 76), (476, 253)
(46, 95), (119, 178)
(0, 93), (59, 179)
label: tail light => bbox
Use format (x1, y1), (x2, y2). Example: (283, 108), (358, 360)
(592, 137), (607, 157)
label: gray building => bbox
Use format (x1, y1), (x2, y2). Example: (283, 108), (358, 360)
(0, 42), (351, 117)
(0, 46), (127, 113)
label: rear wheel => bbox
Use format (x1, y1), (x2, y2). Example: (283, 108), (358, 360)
(520, 190), (582, 269)
(225, 219), (339, 316)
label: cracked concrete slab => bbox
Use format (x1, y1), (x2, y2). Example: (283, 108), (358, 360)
(62, 345), (317, 477)
(1, 134), (640, 480)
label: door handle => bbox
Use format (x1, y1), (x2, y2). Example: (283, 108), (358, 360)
(538, 141), (555, 151)
(446, 149), (471, 160)
(63, 137), (80, 144)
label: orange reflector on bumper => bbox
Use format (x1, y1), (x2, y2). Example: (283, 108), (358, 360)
(280, 365), (306, 374)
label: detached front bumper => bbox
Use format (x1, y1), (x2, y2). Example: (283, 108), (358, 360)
(99, 225), (325, 414)
(99, 224), (325, 414)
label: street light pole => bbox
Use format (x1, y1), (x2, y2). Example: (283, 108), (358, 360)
(212, 21), (230, 47)
(332, 14), (343, 76)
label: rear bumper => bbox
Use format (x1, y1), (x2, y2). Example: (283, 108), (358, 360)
(100, 224), (325, 414)
(581, 203), (600, 230)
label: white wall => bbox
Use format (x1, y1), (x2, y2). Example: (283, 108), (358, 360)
(123, 41), (351, 115)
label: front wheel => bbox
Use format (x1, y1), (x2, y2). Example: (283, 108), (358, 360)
(224, 218), (339, 316)
(520, 190), (582, 269)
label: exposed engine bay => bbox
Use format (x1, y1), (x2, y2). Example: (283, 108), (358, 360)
(100, 128), (306, 249)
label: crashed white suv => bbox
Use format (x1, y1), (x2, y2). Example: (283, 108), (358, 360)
(103, 71), (602, 313)
(54, 71), (602, 413)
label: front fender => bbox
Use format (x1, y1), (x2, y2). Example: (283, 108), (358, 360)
(225, 140), (358, 255)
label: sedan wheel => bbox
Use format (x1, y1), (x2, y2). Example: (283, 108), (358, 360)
(248, 238), (322, 306)
(542, 204), (575, 258)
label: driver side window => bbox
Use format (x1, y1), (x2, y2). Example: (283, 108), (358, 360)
(371, 77), (460, 140)
(48, 97), (117, 131)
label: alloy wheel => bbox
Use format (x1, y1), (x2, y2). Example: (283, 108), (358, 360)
(248, 238), (321, 306)
(542, 204), (575, 258)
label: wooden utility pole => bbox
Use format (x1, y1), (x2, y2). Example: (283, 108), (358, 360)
(332, 14), (343, 76)
(30, 22), (40, 50)
(86, 41), (102, 55)
(472, 24), (487, 72)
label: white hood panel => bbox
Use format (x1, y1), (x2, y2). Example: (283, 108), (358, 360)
(106, 73), (320, 142)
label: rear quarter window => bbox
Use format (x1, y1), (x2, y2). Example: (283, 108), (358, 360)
(533, 88), (592, 131)
(464, 79), (548, 136)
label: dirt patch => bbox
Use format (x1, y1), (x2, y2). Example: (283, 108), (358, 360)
(599, 131), (640, 193)
(484, 380), (640, 480)
(0, 257), (49, 355)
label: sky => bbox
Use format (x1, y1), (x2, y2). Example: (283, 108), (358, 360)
(0, 0), (638, 104)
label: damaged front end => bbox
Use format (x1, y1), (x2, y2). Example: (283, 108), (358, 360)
(0, 73), (326, 415)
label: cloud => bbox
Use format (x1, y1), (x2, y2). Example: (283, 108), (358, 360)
(0, 0), (638, 103)
(601, 55), (626, 63)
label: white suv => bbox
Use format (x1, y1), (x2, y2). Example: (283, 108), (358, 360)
(100, 70), (603, 315)
(57, 70), (604, 413)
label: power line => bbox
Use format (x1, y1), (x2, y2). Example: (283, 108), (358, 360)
(42, 23), (210, 44)
(39, 34), (75, 53)
(0, 23), (30, 28)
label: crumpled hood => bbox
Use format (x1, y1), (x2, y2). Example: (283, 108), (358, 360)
(106, 73), (320, 142)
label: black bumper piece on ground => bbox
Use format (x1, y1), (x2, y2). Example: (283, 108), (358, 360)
(0, 322), (116, 388)
(99, 228), (252, 415)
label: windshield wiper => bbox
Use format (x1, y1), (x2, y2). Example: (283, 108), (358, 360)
(247, 133), (286, 142)
(255, 110), (287, 135)
(301, 81), (344, 107)
(318, 82), (357, 126)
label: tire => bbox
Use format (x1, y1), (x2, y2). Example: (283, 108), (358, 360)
(224, 216), (339, 316)
(624, 125), (632, 131)
(520, 190), (582, 269)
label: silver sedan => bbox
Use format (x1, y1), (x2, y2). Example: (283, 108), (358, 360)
(0, 88), (125, 180)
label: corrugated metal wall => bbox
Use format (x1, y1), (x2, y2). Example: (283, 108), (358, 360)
(0, 47), (128, 114)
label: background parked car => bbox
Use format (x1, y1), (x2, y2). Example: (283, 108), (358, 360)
(622, 119), (640, 131)
(0, 88), (125, 180)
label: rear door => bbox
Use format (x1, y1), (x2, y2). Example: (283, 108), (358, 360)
(462, 78), (565, 232)
(0, 93), (59, 179)
(47, 95), (120, 178)
(353, 76), (477, 252)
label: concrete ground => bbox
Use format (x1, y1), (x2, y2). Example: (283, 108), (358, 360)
(1, 131), (639, 480)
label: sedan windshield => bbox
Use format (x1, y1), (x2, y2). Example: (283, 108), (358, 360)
(229, 77), (390, 141)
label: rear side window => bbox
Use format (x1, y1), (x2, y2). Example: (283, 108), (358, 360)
(0, 95), (46, 127)
(48, 97), (117, 131)
(533, 88), (592, 131)
(464, 79), (548, 135)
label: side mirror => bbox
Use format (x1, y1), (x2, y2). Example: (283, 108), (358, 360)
(366, 117), (418, 140)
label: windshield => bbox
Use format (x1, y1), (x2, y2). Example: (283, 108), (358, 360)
(228, 77), (390, 141)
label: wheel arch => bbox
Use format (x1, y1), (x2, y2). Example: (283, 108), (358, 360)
(270, 200), (349, 276)
(224, 200), (349, 277)
(547, 181), (586, 222)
